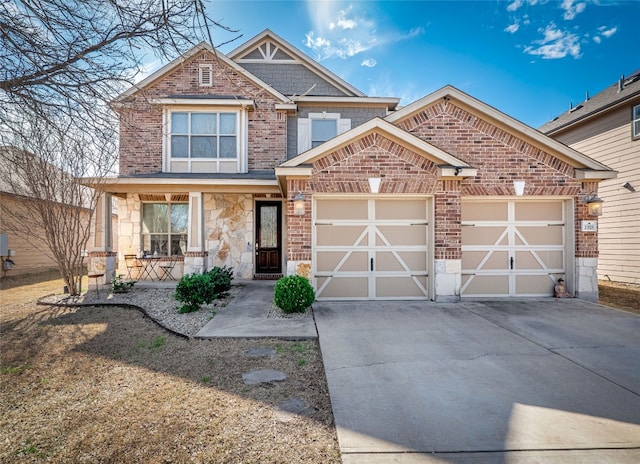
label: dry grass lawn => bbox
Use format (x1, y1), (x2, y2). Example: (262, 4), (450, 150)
(0, 272), (341, 463)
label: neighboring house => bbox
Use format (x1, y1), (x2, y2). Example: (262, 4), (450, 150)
(0, 147), (117, 280)
(540, 70), (640, 285)
(91, 29), (615, 301)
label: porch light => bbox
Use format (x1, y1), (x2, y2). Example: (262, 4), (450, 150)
(584, 194), (603, 217)
(513, 180), (525, 196)
(369, 177), (382, 194)
(293, 192), (305, 216)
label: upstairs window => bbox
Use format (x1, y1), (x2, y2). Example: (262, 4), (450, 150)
(298, 112), (351, 154)
(168, 111), (242, 173)
(633, 104), (640, 139)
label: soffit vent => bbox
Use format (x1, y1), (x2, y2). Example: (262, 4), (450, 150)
(139, 194), (167, 202)
(171, 194), (189, 202)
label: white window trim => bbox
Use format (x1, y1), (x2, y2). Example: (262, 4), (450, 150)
(297, 112), (351, 154)
(633, 104), (640, 139)
(162, 106), (248, 174)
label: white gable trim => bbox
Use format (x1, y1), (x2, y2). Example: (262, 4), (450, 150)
(228, 29), (366, 97)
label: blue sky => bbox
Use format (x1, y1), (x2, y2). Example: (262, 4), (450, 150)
(201, 0), (638, 128)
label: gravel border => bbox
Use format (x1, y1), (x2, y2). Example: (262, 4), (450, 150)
(38, 286), (240, 338)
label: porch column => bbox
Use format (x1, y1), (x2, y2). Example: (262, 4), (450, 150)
(88, 192), (116, 284)
(184, 191), (208, 274)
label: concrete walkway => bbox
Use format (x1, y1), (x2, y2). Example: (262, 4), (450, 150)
(195, 280), (317, 339)
(314, 299), (640, 463)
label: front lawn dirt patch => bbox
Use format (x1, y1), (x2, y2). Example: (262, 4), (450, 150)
(599, 280), (640, 315)
(0, 274), (340, 463)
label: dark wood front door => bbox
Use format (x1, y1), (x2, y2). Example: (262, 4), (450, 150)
(256, 201), (282, 274)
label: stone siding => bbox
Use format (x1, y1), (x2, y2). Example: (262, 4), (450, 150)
(204, 194), (254, 279)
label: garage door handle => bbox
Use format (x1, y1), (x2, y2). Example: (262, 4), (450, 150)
(510, 257), (514, 270)
(371, 258), (374, 271)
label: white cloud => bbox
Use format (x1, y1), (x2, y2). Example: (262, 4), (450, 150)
(505, 23), (520, 34)
(507, 0), (524, 12)
(561, 0), (586, 20)
(593, 36), (601, 44)
(361, 59), (377, 68)
(304, 2), (424, 61)
(524, 23), (581, 59)
(599, 26), (618, 38)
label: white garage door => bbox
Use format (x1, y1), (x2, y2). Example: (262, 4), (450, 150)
(461, 200), (567, 297)
(314, 198), (430, 300)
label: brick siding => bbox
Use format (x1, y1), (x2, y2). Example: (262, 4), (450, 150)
(117, 50), (287, 175)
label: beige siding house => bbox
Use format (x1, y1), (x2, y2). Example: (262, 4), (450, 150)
(541, 71), (640, 285)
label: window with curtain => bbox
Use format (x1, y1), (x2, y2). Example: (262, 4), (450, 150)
(142, 203), (188, 256)
(633, 104), (640, 139)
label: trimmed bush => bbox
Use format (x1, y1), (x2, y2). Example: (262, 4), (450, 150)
(174, 273), (217, 313)
(206, 265), (233, 295)
(273, 275), (315, 314)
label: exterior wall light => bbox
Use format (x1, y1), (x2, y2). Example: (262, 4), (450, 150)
(369, 177), (382, 194)
(293, 192), (305, 216)
(513, 180), (525, 196)
(584, 194), (603, 217)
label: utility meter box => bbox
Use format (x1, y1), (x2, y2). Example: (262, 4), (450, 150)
(0, 234), (8, 256)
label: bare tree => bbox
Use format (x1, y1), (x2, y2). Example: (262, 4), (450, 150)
(0, 0), (238, 294)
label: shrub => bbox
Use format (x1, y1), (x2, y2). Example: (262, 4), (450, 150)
(174, 273), (217, 313)
(111, 275), (135, 294)
(206, 265), (233, 295)
(273, 275), (315, 314)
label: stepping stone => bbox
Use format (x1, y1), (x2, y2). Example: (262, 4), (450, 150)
(244, 347), (276, 357)
(242, 369), (287, 385)
(275, 397), (317, 422)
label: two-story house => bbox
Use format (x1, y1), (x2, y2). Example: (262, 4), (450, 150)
(541, 70), (640, 286)
(88, 29), (615, 301)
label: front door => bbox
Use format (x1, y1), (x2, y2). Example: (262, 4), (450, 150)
(255, 201), (282, 274)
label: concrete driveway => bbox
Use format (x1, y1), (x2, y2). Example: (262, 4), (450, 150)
(314, 299), (640, 463)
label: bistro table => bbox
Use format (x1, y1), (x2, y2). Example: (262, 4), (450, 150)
(139, 256), (162, 281)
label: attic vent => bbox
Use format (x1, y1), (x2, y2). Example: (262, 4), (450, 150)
(569, 104), (583, 113)
(199, 64), (212, 86)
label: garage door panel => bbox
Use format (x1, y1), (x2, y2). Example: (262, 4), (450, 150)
(515, 201), (563, 221)
(316, 225), (367, 246)
(376, 276), (428, 298)
(462, 227), (506, 246)
(376, 225), (427, 246)
(516, 275), (555, 295)
(462, 202), (508, 221)
(376, 199), (426, 220)
(317, 276), (368, 299)
(317, 251), (368, 273)
(518, 250), (564, 270)
(462, 275), (509, 295)
(517, 226), (563, 245)
(316, 199), (368, 220)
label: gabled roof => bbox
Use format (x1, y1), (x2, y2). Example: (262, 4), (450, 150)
(386, 85), (616, 179)
(276, 117), (476, 194)
(112, 42), (290, 103)
(228, 29), (366, 98)
(540, 69), (640, 135)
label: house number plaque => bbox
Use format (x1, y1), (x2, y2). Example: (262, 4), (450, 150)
(581, 220), (598, 232)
